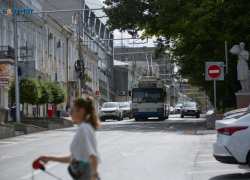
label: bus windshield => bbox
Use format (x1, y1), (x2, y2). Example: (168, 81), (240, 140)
(132, 88), (164, 103)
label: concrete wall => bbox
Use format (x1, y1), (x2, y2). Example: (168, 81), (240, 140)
(26, 124), (47, 134)
(0, 108), (9, 124)
(0, 124), (15, 139)
(62, 118), (74, 128)
(48, 122), (63, 130)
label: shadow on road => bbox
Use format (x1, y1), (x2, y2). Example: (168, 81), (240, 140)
(209, 172), (250, 180)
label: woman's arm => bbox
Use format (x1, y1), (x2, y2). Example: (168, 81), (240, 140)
(90, 155), (99, 180)
(41, 155), (70, 164)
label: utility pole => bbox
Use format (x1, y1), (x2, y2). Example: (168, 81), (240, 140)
(76, 0), (85, 97)
(14, 0), (21, 123)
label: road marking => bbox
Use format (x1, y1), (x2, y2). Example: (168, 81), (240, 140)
(188, 169), (250, 174)
(163, 130), (174, 134)
(98, 131), (109, 135)
(142, 131), (151, 134)
(55, 132), (73, 137)
(0, 131), (76, 148)
(122, 131), (131, 134)
(185, 130), (196, 134)
(190, 161), (218, 164)
(99, 125), (150, 145)
(0, 142), (14, 144)
(20, 162), (59, 179)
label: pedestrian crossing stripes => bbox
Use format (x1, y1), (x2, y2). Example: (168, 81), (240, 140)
(96, 130), (198, 135)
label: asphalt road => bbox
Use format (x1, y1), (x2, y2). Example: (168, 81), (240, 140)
(0, 115), (249, 180)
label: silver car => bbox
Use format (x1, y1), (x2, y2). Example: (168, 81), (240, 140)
(99, 102), (123, 122)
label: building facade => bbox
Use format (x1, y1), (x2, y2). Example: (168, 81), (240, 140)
(0, 0), (114, 116)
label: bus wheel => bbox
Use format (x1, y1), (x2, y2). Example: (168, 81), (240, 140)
(165, 116), (169, 120)
(135, 118), (139, 121)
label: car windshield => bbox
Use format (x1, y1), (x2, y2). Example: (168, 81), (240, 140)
(183, 103), (196, 107)
(132, 88), (164, 103)
(119, 103), (130, 108)
(175, 104), (182, 108)
(102, 103), (119, 108)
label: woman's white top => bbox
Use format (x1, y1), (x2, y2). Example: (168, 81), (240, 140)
(70, 122), (99, 162)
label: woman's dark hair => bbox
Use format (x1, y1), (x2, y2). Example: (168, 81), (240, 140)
(73, 97), (100, 130)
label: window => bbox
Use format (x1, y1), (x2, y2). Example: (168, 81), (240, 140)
(132, 88), (164, 103)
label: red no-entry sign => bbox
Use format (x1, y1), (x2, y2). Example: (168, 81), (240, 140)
(207, 65), (222, 79)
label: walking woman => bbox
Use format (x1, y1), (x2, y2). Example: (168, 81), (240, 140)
(40, 97), (101, 180)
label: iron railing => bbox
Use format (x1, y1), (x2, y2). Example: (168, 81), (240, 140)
(0, 46), (15, 59)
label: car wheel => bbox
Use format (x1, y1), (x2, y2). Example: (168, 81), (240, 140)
(196, 114), (200, 118)
(101, 118), (105, 122)
(118, 115), (121, 121)
(181, 114), (184, 118)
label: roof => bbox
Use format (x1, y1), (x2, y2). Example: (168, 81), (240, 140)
(42, 0), (107, 27)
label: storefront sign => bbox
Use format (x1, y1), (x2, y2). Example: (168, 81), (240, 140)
(0, 78), (9, 86)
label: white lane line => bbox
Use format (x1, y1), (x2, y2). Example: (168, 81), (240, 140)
(99, 124), (150, 145)
(20, 162), (59, 179)
(188, 169), (250, 174)
(190, 161), (218, 164)
(0, 142), (15, 144)
(0, 131), (74, 148)
(209, 70), (219, 73)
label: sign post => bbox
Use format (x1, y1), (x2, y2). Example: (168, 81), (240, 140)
(205, 62), (224, 122)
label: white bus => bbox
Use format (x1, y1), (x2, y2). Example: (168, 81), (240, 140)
(131, 76), (170, 121)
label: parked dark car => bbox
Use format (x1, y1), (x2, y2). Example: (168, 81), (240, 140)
(180, 102), (200, 118)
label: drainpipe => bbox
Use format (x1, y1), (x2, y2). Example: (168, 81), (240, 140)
(66, 33), (71, 103)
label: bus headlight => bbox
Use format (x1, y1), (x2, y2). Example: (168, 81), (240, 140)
(157, 108), (164, 111)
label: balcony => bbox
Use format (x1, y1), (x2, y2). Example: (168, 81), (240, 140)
(84, 68), (92, 82)
(0, 46), (15, 65)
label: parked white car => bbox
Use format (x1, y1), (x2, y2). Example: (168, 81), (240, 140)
(213, 112), (250, 166)
(99, 102), (123, 122)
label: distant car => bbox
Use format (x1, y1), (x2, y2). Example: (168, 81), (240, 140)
(170, 106), (175, 114)
(180, 102), (200, 118)
(213, 112), (250, 167)
(119, 102), (132, 119)
(206, 109), (214, 115)
(99, 102), (123, 122)
(174, 104), (182, 114)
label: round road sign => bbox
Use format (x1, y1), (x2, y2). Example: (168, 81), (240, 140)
(207, 64), (222, 79)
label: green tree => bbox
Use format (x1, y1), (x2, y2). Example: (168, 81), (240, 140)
(37, 80), (53, 105)
(9, 78), (40, 105)
(48, 81), (65, 104)
(104, 0), (250, 111)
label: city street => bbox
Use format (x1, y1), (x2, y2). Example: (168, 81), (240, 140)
(0, 115), (249, 180)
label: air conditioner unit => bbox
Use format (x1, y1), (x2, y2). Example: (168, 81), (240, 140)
(49, 33), (53, 39)
(119, 91), (125, 96)
(57, 41), (61, 48)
